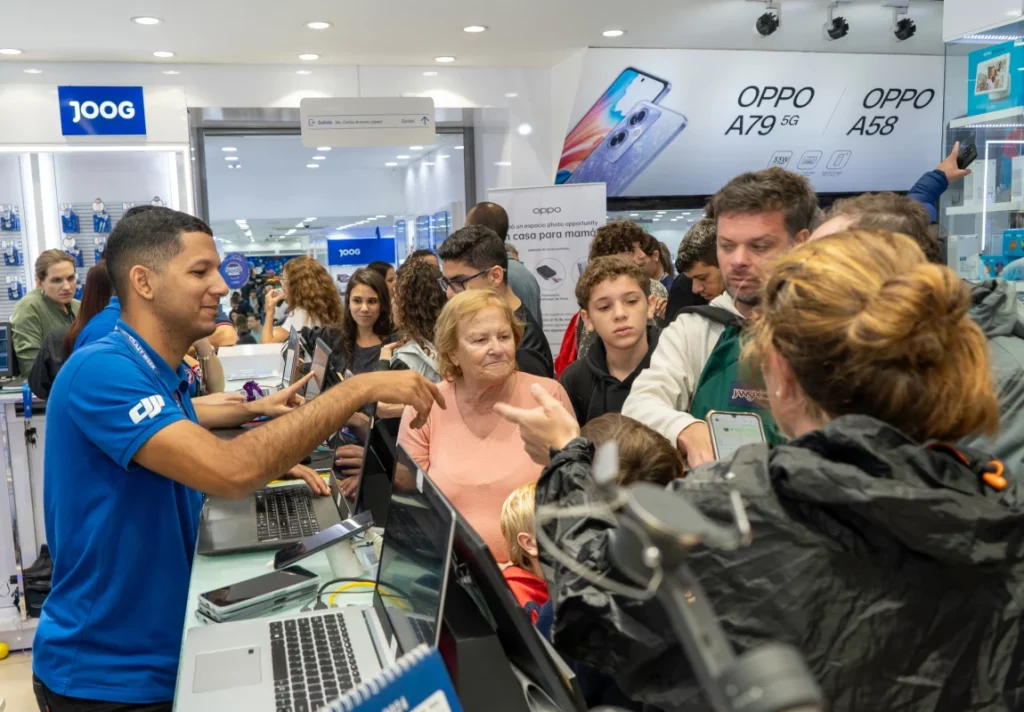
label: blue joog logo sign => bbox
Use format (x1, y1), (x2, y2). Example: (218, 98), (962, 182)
(219, 253), (250, 290)
(327, 237), (396, 266)
(58, 86), (147, 136)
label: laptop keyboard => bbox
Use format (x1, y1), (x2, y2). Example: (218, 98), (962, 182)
(256, 488), (321, 542)
(271, 614), (363, 712)
(408, 616), (435, 645)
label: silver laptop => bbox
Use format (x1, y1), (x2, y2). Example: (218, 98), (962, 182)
(177, 447), (456, 712)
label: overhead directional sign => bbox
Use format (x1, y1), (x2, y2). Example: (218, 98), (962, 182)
(299, 97), (436, 148)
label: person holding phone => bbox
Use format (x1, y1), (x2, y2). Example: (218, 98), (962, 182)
(262, 256), (343, 344)
(499, 230), (1024, 710)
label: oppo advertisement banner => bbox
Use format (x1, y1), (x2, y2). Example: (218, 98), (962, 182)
(489, 183), (607, 351)
(558, 49), (944, 196)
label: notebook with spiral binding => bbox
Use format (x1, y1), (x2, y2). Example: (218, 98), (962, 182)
(319, 644), (463, 712)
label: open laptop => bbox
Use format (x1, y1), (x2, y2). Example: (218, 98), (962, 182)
(280, 327), (301, 389)
(303, 337), (341, 400)
(177, 446), (457, 712)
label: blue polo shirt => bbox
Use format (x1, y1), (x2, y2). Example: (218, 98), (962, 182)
(33, 320), (203, 703)
(74, 295), (120, 351)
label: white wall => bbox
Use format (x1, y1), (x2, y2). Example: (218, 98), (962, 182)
(403, 159), (465, 217)
(52, 152), (178, 204)
(943, 0), (1024, 41)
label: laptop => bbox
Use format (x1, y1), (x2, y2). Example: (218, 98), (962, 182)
(303, 337), (342, 400)
(177, 446), (457, 712)
(281, 327), (301, 388)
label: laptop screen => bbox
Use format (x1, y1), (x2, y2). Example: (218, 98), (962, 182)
(0, 323), (11, 377)
(281, 328), (299, 386)
(353, 420), (397, 526)
(304, 338), (332, 399)
(372, 445), (455, 657)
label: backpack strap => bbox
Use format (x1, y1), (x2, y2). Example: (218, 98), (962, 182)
(677, 305), (742, 328)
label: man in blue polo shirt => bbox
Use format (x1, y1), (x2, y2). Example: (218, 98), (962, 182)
(33, 209), (443, 711)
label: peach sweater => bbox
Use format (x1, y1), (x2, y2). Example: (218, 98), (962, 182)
(398, 372), (574, 562)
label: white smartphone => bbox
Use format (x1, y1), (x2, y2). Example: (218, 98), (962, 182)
(198, 565), (319, 621)
(707, 411), (766, 462)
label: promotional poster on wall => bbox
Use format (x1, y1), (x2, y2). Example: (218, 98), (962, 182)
(557, 49), (943, 196)
(489, 183), (606, 350)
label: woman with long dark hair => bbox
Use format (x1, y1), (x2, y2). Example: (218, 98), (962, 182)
(30, 262), (114, 398)
(336, 268), (393, 376)
(376, 258), (445, 381)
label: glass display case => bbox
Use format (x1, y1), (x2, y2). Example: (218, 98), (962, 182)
(942, 19), (1024, 282)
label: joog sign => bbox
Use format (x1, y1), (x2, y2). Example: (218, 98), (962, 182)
(58, 86), (147, 136)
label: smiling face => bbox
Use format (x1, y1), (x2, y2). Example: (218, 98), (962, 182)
(451, 306), (516, 386)
(717, 210), (795, 309)
(581, 275), (648, 352)
(39, 261), (78, 305)
(348, 283), (381, 330)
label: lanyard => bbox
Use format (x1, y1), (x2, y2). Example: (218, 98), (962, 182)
(116, 326), (187, 414)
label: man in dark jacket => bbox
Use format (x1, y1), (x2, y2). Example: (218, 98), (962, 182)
(560, 257), (659, 424)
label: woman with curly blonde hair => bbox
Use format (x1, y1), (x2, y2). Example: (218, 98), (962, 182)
(262, 256), (344, 343)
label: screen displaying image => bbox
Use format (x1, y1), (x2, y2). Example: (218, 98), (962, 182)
(710, 413), (765, 462)
(975, 54), (1011, 96)
(556, 68), (668, 184)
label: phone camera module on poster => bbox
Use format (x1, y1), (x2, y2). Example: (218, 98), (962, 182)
(610, 131), (628, 148)
(629, 109), (648, 126)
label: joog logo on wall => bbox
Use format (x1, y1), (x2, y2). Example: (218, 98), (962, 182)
(58, 86), (147, 137)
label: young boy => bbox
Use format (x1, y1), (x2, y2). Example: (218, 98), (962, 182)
(560, 256), (660, 425)
(500, 482), (549, 622)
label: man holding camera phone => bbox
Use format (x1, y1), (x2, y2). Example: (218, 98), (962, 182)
(32, 209), (444, 712)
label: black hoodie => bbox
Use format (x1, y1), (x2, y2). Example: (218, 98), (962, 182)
(559, 324), (659, 425)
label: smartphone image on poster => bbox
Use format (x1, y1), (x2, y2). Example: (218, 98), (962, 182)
(707, 410), (766, 462)
(567, 101), (687, 196)
(555, 68), (670, 185)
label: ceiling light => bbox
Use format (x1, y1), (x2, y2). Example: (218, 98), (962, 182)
(410, 146), (424, 151)
(0, 49), (23, 55)
(153, 51), (174, 58)
(385, 162), (398, 167)
(376, 215), (387, 218)
(226, 164), (234, 170)
(317, 147), (332, 152)
(495, 161), (511, 167)
(397, 155), (410, 159)
(423, 71), (438, 77)
(299, 53), (320, 61)
(438, 154), (450, 159)
(454, 145), (464, 150)
(286, 229), (297, 236)
(306, 217), (317, 222)
(162, 70), (180, 75)
(23, 68), (42, 74)
(423, 161), (435, 166)
(505, 92), (519, 98)
(224, 156), (239, 162)
(312, 155), (327, 161)
(222, 147), (237, 152)
(296, 70), (313, 75)
(517, 123), (533, 136)
(132, 16), (162, 25)
(630, 213), (639, 217)
(235, 219), (247, 224)
(653, 218), (660, 222)
(295, 222), (306, 228)
(306, 21), (332, 30)
(306, 163), (319, 168)
(434, 56), (456, 63)
(602, 29), (626, 38)
(463, 25), (487, 33)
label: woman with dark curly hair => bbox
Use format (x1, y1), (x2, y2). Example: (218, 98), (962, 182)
(375, 258), (445, 382)
(262, 256), (344, 343)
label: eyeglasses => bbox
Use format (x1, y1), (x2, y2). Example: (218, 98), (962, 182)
(438, 269), (490, 294)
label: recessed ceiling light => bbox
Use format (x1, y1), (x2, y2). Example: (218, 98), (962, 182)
(410, 146), (424, 151)
(463, 25), (487, 33)
(629, 213), (639, 217)
(454, 145), (464, 150)
(317, 147), (331, 151)
(517, 123), (533, 136)
(296, 70), (313, 75)
(0, 49), (23, 55)
(295, 222), (306, 228)
(422, 71), (438, 77)
(653, 218), (660, 222)
(306, 164), (319, 168)
(385, 162), (398, 167)
(226, 164), (234, 170)
(299, 53), (320, 61)
(505, 92), (519, 98)
(162, 70), (180, 75)
(23, 68), (42, 74)
(132, 16), (162, 25)
(434, 56), (456, 63)
(438, 154), (450, 159)
(495, 161), (512, 167)
(306, 217), (317, 222)
(376, 215), (387, 218)
(602, 29), (626, 38)
(306, 21), (332, 30)
(423, 161), (435, 166)
(397, 155), (410, 159)
(312, 155), (326, 161)
(286, 229), (297, 235)
(153, 51), (174, 58)
(224, 156), (239, 162)
(235, 219), (247, 224)
(222, 147), (237, 152)
(234, 164), (242, 169)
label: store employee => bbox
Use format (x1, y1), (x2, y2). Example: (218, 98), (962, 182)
(11, 249), (80, 375)
(32, 209), (444, 712)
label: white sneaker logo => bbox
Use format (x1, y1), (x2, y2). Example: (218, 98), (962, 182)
(129, 395), (165, 424)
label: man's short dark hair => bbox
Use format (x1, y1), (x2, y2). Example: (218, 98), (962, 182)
(829, 192), (941, 264)
(589, 220), (649, 261)
(466, 202), (510, 241)
(438, 226), (508, 283)
(676, 217), (718, 273)
(710, 167), (818, 238)
(409, 249), (436, 261)
(105, 209), (212, 296)
(123, 204), (171, 220)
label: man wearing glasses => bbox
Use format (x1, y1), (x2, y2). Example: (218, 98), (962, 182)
(437, 226), (554, 377)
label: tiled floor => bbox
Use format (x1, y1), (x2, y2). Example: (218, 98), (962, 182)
(0, 650), (35, 712)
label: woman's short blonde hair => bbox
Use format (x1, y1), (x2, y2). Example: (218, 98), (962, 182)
(435, 290), (524, 382)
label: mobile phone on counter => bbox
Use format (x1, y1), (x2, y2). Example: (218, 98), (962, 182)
(555, 67), (670, 185)
(273, 510), (375, 570)
(198, 566), (319, 622)
(707, 411), (766, 462)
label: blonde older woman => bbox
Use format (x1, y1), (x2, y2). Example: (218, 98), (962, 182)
(398, 290), (574, 561)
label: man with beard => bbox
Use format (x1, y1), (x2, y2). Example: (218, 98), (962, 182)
(623, 167), (817, 468)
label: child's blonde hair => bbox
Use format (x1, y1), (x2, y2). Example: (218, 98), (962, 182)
(500, 481), (537, 570)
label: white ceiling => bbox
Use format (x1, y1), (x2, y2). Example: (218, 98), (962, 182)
(0, 0), (946, 68)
